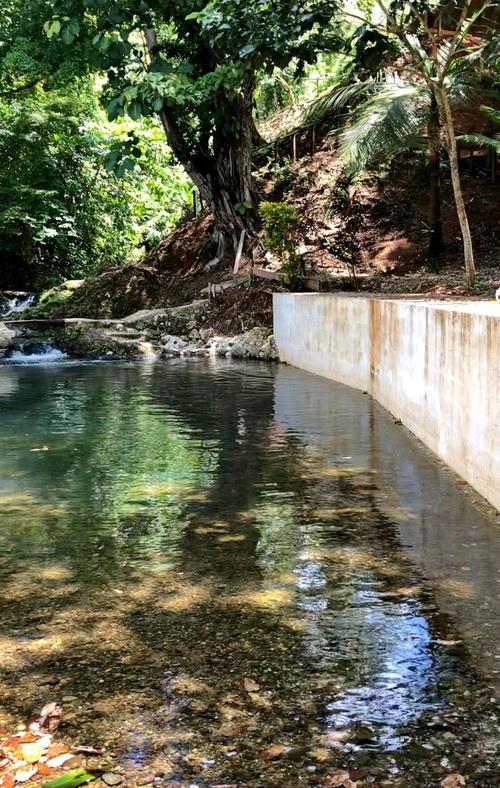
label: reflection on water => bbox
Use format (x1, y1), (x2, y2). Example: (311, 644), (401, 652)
(0, 360), (500, 786)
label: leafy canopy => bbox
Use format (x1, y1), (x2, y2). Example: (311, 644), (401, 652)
(45, 0), (344, 158)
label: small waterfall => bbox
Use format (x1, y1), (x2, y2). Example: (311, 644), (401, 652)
(5, 338), (67, 364)
(1, 292), (36, 316)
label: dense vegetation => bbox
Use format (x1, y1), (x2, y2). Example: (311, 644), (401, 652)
(0, 0), (499, 293)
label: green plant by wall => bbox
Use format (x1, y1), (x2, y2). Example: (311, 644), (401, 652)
(259, 201), (305, 289)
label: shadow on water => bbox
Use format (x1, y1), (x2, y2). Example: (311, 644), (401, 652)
(1, 360), (500, 786)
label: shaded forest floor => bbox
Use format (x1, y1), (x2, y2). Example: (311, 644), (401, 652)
(23, 137), (500, 333)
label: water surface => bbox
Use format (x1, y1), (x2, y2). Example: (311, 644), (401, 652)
(1, 360), (500, 787)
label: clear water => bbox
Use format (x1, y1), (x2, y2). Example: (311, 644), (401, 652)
(1, 360), (500, 787)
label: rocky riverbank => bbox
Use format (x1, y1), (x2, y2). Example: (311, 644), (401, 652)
(1, 300), (279, 362)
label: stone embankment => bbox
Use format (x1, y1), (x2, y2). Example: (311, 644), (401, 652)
(2, 300), (278, 362)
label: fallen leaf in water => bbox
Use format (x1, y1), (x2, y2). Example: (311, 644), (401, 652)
(12, 743), (43, 764)
(261, 745), (285, 761)
(45, 745), (69, 760)
(436, 640), (462, 647)
(46, 754), (74, 769)
(41, 769), (96, 788)
(218, 724), (244, 738)
(14, 767), (37, 783)
(243, 678), (260, 692)
(29, 704), (62, 735)
(320, 730), (349, 745)
(441, 775), (466, 788)
(35, 764), (52, 776)
(321, 769), (357, 787)
(14, 735), (39, 746)
(310, 748), (331, 762)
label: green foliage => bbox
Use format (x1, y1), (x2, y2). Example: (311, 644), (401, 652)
(42, 771), (96, 788)
(43, 0), (343, 165)
(259, 202), (299, 259)
(0, 83), (190, 290)
(259, 201), (304, 288)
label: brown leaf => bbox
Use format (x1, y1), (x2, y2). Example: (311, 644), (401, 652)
(0, 773), (16, 788)
(29, 704), (62, 735)
(261, 745), (285, 761)
(34, 763), (51, 776)
(13, 737), (38, 746)
(320, 730), (349, 745)
(218, 725), (244, 739)
(321, 769), (357, 787)
(441, 775), (466, 788)
(243, 678), (260, 692)
(45, 745), (68, 760)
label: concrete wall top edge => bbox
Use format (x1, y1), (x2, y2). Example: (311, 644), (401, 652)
(273, 292), (500, 318)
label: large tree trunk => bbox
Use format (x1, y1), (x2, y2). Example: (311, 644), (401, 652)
(144, 27), (260, 255)
(427, 94), (443, 262)
(437, 85), (476, 286)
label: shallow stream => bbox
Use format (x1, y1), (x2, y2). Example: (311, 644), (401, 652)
(1, 360), (500, 787)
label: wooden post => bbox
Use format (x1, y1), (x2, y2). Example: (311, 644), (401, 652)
(199, 190), (204, 212)
(192, 190), (197, 217)
(292, 133), (297, 162)
(233, 230), (246, 275)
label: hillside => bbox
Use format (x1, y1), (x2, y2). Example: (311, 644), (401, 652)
(22, 131), (500, 334)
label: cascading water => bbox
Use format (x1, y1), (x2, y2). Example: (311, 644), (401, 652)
(5, 338), (67, 364)
(0, 292), (36, 316)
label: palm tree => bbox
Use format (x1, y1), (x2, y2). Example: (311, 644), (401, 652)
(310, 60), (499, 265)
(310, 76), (448, 259)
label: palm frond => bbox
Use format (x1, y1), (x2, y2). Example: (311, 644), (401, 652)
(338, 84), (431, 175)
(480, 105), (500, 124)
(306, 79), (377, 122)
(456, 133), (500, 151)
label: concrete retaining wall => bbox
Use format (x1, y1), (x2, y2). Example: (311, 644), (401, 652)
(273, 293), (500, 511)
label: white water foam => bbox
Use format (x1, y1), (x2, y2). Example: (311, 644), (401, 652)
(7, 347), (68, 364)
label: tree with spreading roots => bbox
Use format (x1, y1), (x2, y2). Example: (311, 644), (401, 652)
(43, 0), (342, 255)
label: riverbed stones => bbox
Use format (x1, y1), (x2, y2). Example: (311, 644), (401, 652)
(210, 328), (278, 360)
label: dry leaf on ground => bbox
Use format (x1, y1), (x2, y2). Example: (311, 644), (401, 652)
(441, 775), (466, 788)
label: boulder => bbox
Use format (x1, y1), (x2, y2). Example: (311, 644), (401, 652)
(121, 308), (169, 328)
(122, 300), (212, 336)
(161, 335), (189, 356)
(0, 322), (16, 354)
(63, 328), (158, 360)
(224, 328), (278, 361)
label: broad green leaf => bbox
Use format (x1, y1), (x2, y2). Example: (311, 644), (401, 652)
(42, 770), (96, 788)
(62, 28), (75, 44)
